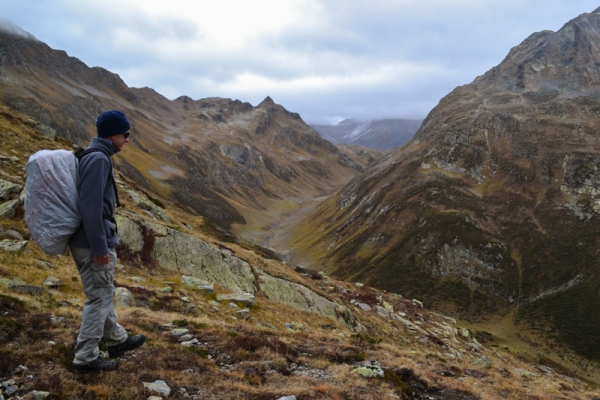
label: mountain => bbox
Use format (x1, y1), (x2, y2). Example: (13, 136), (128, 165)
(278, 8), (600, 372)
(0, 26), (382, 245)
(1, 21), (600, 396)
(1, 96), (599, 400)
(311, 118), (423, 150)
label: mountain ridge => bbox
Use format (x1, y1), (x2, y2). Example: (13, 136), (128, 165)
(0, 26), (383, 244)
(3, 104), (596, 398)
(276, 8), (600, 378)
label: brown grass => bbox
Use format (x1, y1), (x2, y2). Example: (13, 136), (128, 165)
(2, 105), (600, 399)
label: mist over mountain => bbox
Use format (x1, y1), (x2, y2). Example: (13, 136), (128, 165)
(278, 8), (600, 372)
(310, 118), (422, 150)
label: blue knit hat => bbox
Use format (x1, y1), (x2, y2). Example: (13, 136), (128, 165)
(96, 110), (130, 138)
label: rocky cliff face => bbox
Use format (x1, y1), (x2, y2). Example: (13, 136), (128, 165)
(0, 28), (378, 239)
(284, 9), (600, 361)
(311, 118), (422, 150)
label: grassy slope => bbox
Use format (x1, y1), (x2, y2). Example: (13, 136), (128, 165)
(1, 105), (600, 398)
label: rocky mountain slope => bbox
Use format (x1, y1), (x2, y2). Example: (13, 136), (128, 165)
(0, 27), (381, 244)
(311, 119), (423, 150)
(1, 104), (598, 400)
(280, 7), (600, 376)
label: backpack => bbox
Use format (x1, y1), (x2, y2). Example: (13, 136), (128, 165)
(24, 148), (118, 255)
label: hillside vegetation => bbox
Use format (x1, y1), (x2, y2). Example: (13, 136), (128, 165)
(1, 106), (600, 398)
(277, 9), (600, 379)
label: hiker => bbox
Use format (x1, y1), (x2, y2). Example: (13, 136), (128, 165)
(69, 110), (146, 373)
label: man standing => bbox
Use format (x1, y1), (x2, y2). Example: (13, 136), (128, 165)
(69, 110), (146, 373)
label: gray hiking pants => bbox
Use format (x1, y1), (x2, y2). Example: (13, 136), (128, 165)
(70, 246), (128, 364)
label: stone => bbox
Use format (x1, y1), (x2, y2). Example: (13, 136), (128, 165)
(357, 303), (372, 312)
(181, 276), (214, 292)
(0, 179), (23, 201)
(472, 355), (492, 368)
(376, 305), (391, 318)
(34, 259), (53, 268)
(143, 380), (171, 398)
(412, 299), (423, 308)
(34, 123), (56, 139)
(351, 361), (384, 378)
(0, 199), (20, 218)
(236, 309), (250, 319)
(114, 287), (133, 308)
(285, 322), (304, 331)
(157, 286), (172, 293)
(31, 391), (51, 399)
(171, 328), (189, 336)
(180, 338), (199, 347)
(0, 278), (12, 288)
(184, 304), (198, 315)
(125, 189), (172, 223)
(7, 277), (44, 295)
(0, 239), (28, 253)
(43, 276), (65, 288)
(216, 292), (256, 306)
(257, 268), (362, 332)
(0, 230), (23, 240)
(512, 368), (540, 378)
(117, 216), (255, 293)
(178, 334), (194, 342)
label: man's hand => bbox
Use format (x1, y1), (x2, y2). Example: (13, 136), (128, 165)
(94, 254), (110, 265)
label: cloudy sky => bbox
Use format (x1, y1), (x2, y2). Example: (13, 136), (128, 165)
(1, 1), (597, 124)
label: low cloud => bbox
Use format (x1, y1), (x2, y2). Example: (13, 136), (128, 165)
(0, 0), (598, 124)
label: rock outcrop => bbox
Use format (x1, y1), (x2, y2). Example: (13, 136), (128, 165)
(283, 8), (600, 361)
(116, 214), (362, 332)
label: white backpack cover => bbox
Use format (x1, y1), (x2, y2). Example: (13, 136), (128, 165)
(25, 149), (80, 255)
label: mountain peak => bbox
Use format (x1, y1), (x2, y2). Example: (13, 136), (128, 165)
(0, 20), (37, 41)
(258, 96), (275, 107)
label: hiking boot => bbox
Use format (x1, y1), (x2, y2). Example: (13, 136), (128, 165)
(108, 334), (147, 358)
(73, 356), (119, 373)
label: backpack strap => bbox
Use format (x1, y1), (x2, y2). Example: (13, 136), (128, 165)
(74, 148), (121, 208)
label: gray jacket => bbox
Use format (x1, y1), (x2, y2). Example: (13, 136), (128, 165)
(68, 137), (119, 257)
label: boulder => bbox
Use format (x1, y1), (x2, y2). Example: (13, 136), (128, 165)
(257, 268), (362, 332)
(117, 216), (256, 293)
(216, 292), (256, 306)
(43, 276), (65, 288)
(0, 199), (20, 218)
(352, 361), (384, 378)
(0, 239), (28, 253)
(0, 179), (23, 201)
(143, 380), (171, 398)
(181, 276), (214, 292)
(114, 287), (133, 308)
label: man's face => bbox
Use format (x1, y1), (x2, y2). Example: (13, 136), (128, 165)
(108, 131), (130, 152)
